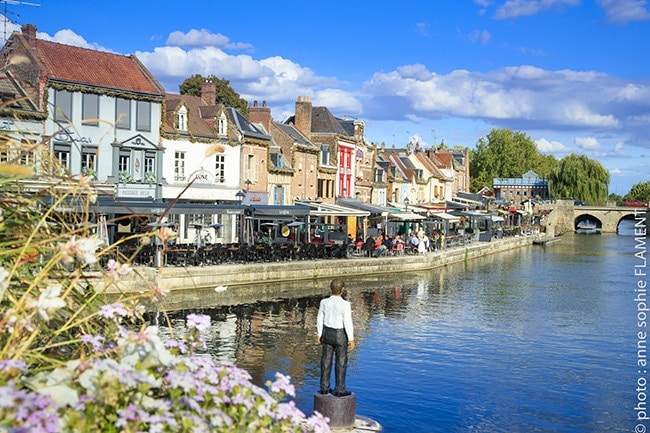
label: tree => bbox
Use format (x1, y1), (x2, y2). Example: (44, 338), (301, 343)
(179, 74), (249, 117)
(625, 181), (650, 202)
(548, 153), (610, 205)
(609, 192), (623, 204)
(469, 128), (557, 192)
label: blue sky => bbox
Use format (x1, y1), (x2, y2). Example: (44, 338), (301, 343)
(4, 0), (649, 195)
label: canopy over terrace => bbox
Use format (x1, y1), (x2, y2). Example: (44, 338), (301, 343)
(336, 197), (390, 217)
(85, 197), (313, 245)
(295, 200), (370, 240)
(455, 210), (496, 241)
(89, 197), (312, 218)
(426, 212), (461, 237)
(336, 197), (391, 237)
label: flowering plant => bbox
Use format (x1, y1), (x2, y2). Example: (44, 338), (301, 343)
(0, 147), (329, 431)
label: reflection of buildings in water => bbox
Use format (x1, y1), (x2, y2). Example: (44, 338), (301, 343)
(199, 299), (326, 388)
(417, 279), (427, 299)
(208, 313), (238, 361)
(157, 278), (452, 391)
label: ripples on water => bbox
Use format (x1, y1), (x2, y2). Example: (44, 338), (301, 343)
(157, 220), (643, 432)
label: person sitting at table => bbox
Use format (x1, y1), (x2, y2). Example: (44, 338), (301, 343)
(382, 235), (393, 255)
(374, 234), (387, 256)
(392, 235), (404, 255)
(363, 236), (375, 256)
(408, 232), (419, 254)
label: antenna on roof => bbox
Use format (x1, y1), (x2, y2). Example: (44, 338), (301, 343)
(2, 0), (40, 43)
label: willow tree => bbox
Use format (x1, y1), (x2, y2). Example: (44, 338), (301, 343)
(549, 153), (610, 205)
(470, 128), (556, 192)
(179, 74), (249, 117)
(625, 181), (650, 202)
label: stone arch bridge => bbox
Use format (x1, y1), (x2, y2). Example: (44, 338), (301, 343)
(536, 202), (648, 234)
(573, 206), (648, 233)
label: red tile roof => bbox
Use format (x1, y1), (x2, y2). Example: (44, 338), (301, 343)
(163, 93), (218, 138)
(430, 152), (453, 168)
(33, 39), (163, 96)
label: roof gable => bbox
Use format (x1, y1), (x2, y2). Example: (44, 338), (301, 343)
(163, 93), (217, 138)
(311, 106), (346, 135)
(31, 37), (163, 97)
(0, 71), (41, 116)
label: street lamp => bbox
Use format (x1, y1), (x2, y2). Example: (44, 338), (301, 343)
(404, 197), (410, 213)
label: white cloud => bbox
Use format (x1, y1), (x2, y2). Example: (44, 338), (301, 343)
(362, 64), (647, 136)
(469, 29), (492, 44)
(535, 137), (569, 153)
(30, 25), (650, 160)
(575, 136), (600, 150)
(494, 0), (580, 19)
(41, 28), (113, 52)
(597, 0), (650, 24)
(613, 141), (626, 155)
(313, 89), (363, 115)
(415, 22), (429, 36)
(166, 29), (252, 50)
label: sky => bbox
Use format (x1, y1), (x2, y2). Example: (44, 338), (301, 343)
(2, 0), (649, 195)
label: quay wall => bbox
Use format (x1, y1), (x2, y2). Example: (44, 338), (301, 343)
(113, 236), (534, 300)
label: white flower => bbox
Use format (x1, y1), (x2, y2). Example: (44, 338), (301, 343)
(59, 235), (102, 265)
(0, 266), (9, 299)
(37, 285), (66, 321)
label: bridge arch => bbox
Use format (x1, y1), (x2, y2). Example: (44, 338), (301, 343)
(616, 213), (639, 233)
(573, 207), (643, 233)
(573, 213), (602, 232)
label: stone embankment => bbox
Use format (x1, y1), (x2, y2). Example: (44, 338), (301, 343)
(111, 235), (535, 307)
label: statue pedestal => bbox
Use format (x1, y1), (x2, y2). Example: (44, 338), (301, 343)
(313, 392), (356, 429)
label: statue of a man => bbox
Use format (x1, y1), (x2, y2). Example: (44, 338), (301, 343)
(316, 278), (355, 397)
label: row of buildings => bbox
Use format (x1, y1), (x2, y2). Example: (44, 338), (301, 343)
(1, 24), (482, 244)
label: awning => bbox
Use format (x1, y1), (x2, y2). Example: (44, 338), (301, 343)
(387, 202), (429, 214)
(83, 197), (313, 218)
(457, 210), (493, 219)
(455, 192), (486, 205)
(446, 200), (469, 210)
(336, 198), (390, 216)
(491, 215), (505, 222)
(295, 200), (370, 217)
(388, 212), (426, 221)
(248, 204), (311, 218)
(431, 212), (460, 222)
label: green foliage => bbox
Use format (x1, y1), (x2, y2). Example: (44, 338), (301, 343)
(548, 153), (610, 205)
(0, 146), (328, 432)
(625, 181), (650, 202)
(469, 128), (558, 192)
(179, 74), (249, 117)
(609, 192), (623, 203)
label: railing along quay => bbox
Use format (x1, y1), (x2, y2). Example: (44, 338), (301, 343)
(119, 233), (478, 268)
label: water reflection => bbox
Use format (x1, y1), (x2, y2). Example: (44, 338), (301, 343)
(153, 224), (640, 432)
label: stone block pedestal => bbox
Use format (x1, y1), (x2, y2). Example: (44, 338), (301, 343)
(313, 392), (356, 429)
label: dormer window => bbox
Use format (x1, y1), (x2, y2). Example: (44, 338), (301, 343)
(177, 105), (188, 132)
(218, 112), (227, 136)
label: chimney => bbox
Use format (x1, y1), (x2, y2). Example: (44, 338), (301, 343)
(294, 96), (312, 139)
(201, 81), (216, 105)
(21, 24), (37, 47)
(249, 100), (271, 133)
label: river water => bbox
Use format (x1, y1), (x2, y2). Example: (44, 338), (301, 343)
(158, 218), (646, 432)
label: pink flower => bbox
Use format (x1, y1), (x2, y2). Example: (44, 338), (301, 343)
(105, 259), (132, 279)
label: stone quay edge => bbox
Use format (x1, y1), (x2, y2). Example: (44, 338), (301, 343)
(99, 236), (535, 310)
